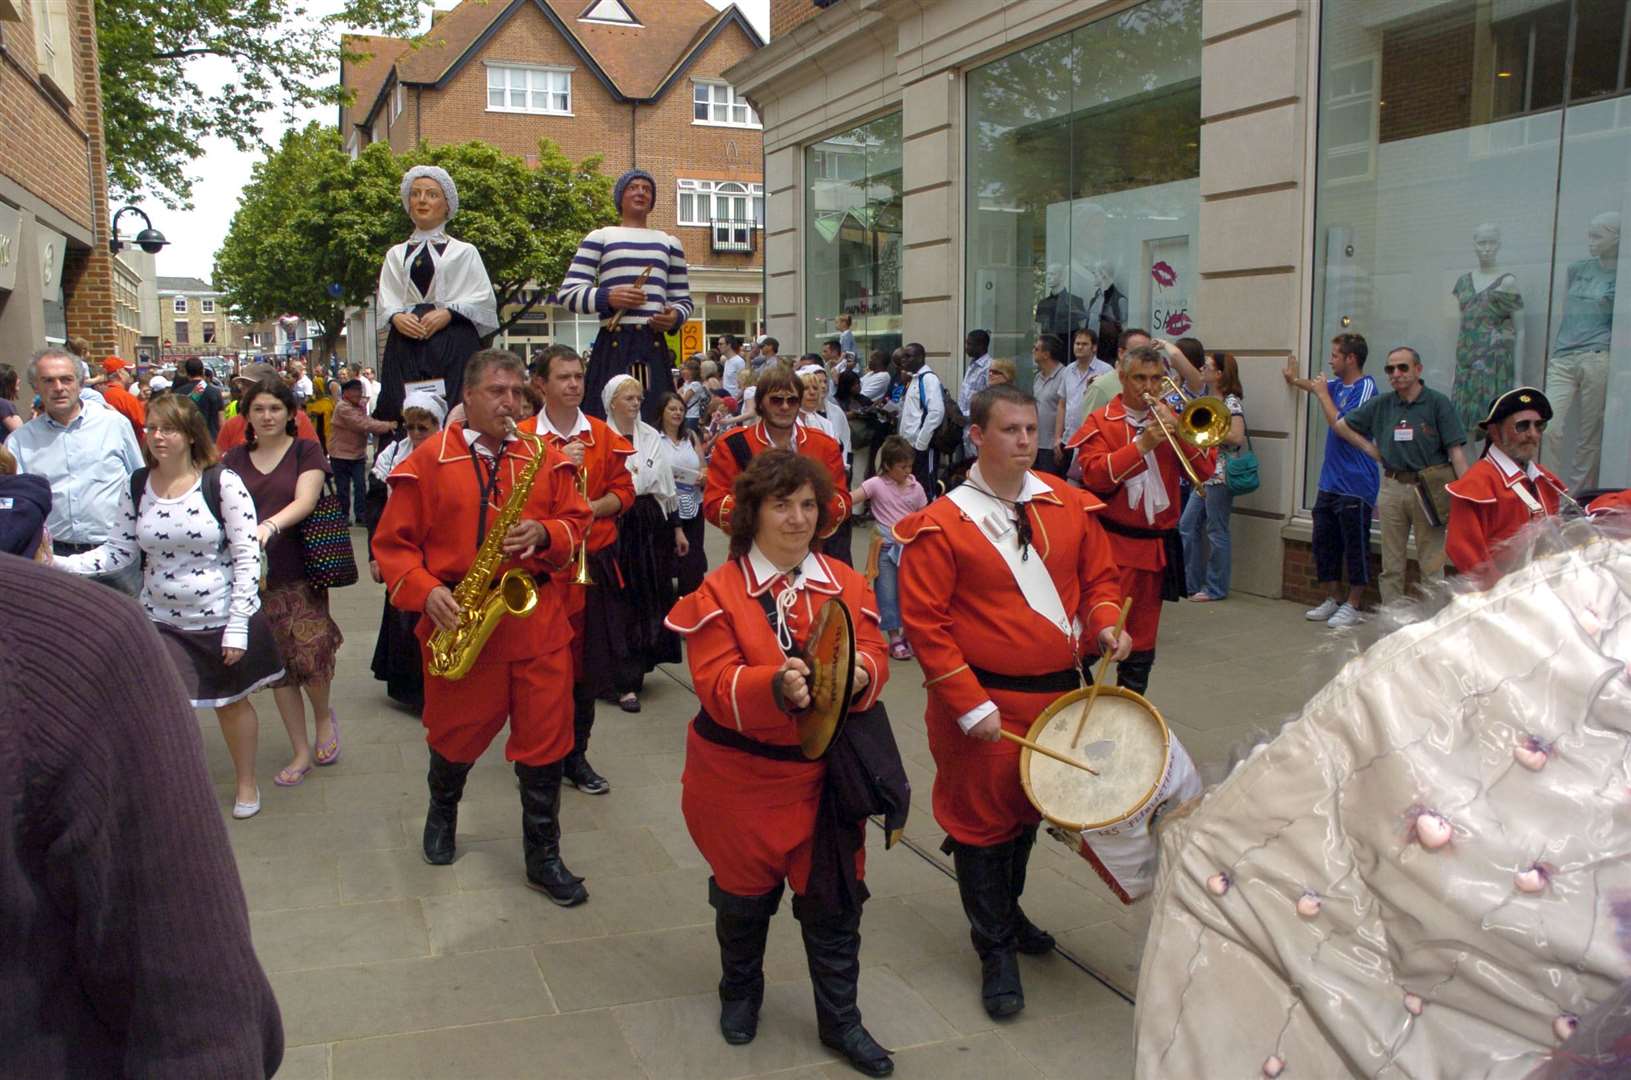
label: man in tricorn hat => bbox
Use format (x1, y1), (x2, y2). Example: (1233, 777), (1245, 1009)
(1445, 387), (1566, 587)
(554, 169), (692, 426)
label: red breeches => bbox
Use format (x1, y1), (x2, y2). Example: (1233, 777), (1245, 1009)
(421, 645), (573, 766)
(923, 686), (1054, 847)
(1120, 566), (1164, 652)
(681, 788), (867, 896)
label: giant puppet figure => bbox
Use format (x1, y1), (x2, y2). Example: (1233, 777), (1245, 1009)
(374, 165), (499, 425)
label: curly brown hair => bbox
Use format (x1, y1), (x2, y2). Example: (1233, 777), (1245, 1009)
(728, 449), (835, 559)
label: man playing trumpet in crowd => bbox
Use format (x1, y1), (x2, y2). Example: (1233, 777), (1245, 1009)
(373, 349), (593, 906)
(897, 383), (1130, 1020)
(521, 345), (635, 795)
(1068, 343), (1215, 694)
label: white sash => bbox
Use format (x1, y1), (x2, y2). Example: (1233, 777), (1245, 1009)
(946, 481), (1076, 645)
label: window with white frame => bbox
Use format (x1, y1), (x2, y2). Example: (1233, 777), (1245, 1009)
(487, 64), (572, 115)
(201, 298), (215, 314)
(692, 81), (759, 127)
(173, 296), (188, 314)
(677, 179), (765, 227)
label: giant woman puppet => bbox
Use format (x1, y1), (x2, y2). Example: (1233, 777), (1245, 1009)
(374, 165), (498, 424)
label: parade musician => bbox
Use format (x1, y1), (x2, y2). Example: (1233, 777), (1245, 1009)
(665, 450), (897, 1078)
(554, 169), (692, 427)
(897, 383), (1129, 1021)
(1067, 342), (1213, 694)
(373, 349), (593, 906)
(1446, 387), (1566, 588)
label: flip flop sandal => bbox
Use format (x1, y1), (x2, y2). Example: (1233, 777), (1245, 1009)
(315, 709), (342, 766)
(274, 763), (313, 787)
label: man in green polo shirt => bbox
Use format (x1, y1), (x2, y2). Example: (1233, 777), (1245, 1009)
(1331, 346), (1469, 603)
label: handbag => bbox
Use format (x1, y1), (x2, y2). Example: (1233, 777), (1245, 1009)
(1413, 462), (1456, 528)
(299, 475), (359, 588)
(1224, 426), (1261, 495)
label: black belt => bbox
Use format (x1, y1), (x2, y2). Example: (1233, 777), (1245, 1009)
(1385, 468), (1420, 482)
(693, 708), (808, 762)
(1098, 517), (1175, 542)
(969, 665), (1079, 695)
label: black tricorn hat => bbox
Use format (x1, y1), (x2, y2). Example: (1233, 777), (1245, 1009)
(1478, 386), (1553, 434)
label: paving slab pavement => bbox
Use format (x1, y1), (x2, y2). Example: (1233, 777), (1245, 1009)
(204, 529), (1362, 1078)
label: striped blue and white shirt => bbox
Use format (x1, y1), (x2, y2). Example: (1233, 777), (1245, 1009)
(553, 226), (693, 329)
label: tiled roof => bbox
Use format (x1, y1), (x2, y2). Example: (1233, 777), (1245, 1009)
(157, 276), (216, 294)
(393, 0), (510, 86)
(341, 34), (414, 129)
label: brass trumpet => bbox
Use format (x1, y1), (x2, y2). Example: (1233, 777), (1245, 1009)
(571, 464), (594, 586)
(1142, 375), (1231, 488)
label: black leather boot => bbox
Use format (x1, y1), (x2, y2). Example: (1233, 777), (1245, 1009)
(515, 761), (588, 906)
(793, 895), (893, 1077)
(1010, 825), (1055, 955)
(711, 878), (784, 1045)
(948, 837), (1024, 1018)
(422, 749), (474, 866)
(1116, 649), (1157, 696)
(563, 682), (609, 794)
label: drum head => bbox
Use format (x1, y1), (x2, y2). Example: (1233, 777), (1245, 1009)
(795, 598), (856, 760)
(1020, 685), (1171, 831)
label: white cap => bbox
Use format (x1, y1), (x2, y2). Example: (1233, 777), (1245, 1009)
(149, 375), (171, 391)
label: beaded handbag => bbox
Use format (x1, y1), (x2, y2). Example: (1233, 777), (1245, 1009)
(299, 475), (359, 589)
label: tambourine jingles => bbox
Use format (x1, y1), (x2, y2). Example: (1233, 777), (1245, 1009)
(791, 597), (856, 759)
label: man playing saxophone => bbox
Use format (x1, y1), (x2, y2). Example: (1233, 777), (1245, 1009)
(374, 349), (594, 906)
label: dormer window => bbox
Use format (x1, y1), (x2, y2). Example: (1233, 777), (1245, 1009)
(580, 0), (640, 25)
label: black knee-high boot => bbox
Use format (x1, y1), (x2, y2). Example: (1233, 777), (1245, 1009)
(563, 681), (609, 794)
(711, 878), (784, 1045)
(946, 836), (1023, 1018)
(792, 895), (893, 1077)
(515, 760), (588, 907)
(1117, 649), (1157, 696)
(1010, 825), (1055, 955)
(422, 749), (474, 865)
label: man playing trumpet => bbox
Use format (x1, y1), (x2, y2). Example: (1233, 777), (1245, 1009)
(1068, 343), (1215, 694)
(373, 349), (593, 905)
(897, 384), (1129, 1021)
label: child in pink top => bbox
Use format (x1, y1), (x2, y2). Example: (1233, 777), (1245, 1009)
(851, 435), (926, 659)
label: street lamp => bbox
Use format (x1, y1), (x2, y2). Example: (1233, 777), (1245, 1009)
(109, 205), (169, 255)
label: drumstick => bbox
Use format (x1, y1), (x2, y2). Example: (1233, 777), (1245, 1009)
(1071, 597), (1133, 750)
(606, 265), (654, 331)
(997, 729), (1099, 776)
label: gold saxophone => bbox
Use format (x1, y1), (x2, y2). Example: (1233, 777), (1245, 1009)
(426, 419), (547, 681)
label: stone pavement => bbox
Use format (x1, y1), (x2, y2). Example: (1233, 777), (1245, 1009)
(203, 531), (1363, 1080)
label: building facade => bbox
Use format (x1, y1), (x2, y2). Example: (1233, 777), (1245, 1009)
(0, 0), (118, 366)
(157, 277), (249, 362)
(339, 0), (767, 364)
(731, 0), (1631, 600)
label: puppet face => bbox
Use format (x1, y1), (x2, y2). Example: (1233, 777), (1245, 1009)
(408, 178), (449, 230)
(621, 178), (654, 215)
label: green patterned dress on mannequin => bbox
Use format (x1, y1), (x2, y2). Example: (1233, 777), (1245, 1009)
(1451, 272), (1522, 437)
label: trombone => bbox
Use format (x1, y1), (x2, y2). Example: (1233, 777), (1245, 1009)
(1141, 375), (1231, 488)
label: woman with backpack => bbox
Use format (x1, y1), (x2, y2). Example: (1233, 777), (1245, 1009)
(49, 394), (283, 819)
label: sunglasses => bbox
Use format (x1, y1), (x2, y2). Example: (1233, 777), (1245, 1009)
(1512, 419), (1547, 433)
(764, 394), (800, 407)
(1383, 363), (1414, 374)
(404, 422), (436, 433)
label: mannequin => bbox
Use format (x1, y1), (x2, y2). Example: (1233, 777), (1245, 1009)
(1093, 260), (1125, 363)
(1451, 223), (1522, 438)
(374, 166), (498, 424)
(1544, 211), (1619, 491)
(1034, 262), (1089, 339)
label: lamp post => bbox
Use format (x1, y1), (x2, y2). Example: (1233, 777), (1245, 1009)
(109, 206), (169, 255)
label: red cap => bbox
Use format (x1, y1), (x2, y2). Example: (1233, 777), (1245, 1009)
(103, 356), (129, 373)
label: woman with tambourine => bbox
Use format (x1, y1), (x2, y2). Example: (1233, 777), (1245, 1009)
(664, 450), (902, 1078)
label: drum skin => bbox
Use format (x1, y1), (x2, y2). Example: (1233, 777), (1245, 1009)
(1134, 535), (1631, 1078)
(1020, 686), (1170, 831)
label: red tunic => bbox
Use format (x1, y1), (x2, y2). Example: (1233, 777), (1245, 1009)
(895, 472), (1124, 846)
(1068, 396), (1213, 651)
(373, 424), (591, 764)
(702, 420), (850, 535)
(1588, 489), (1631, 515)
(519, 412), (634, 554)
(665, 551), (888, 896)
(1446, 454), (1565, 588)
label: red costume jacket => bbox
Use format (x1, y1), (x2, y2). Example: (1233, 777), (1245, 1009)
(703, 420), (850, 534)
(1588, 489), (1631, 515)
(1067, 396), (1214, 572)
(520, 411), (633, 553)
(666, 551), (888, 811)
(1446, 452), (1565, 587)
(374, 424), (591, 661)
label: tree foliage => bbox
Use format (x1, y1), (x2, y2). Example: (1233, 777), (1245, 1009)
(97, 0), (424, 208)
(214, 126), (616, 361)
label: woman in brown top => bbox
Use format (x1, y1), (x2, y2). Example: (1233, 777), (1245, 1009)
(223, 379), (345, 787)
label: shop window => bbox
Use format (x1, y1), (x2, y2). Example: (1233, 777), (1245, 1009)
(964, 0), (1202, 376)
(805, 112), (903, 356)
(1310, 0), (1631, 507)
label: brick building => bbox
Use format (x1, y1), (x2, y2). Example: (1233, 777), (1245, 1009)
(0, 0), (118, 369)
(157, 277), (249, 361)
(338, 0), (767, 365)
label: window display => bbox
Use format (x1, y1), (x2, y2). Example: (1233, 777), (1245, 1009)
(804, 113), (903, 358)
(965, 0), (1200, 384)
(1310, 0), (1630, 507)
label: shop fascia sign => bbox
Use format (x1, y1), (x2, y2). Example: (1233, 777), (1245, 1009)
(0, 202), (21, 293)
(707, 292), (757, 306)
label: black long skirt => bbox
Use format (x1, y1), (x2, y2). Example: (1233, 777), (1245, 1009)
(583, 325), (676, 427)
(617, 494), (682, 675)
(370, 598), (424, 711)
(374, 303), (482, 423)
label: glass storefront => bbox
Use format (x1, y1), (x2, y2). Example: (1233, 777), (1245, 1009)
(1310, 0), (1631, 504)
(965, 0), (1201, 385)
(805, 112), (903, 358)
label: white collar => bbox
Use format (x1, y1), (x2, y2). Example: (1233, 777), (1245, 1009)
(462, 426), (517, 452)
(539, 408), (590, 442)
(744, 544), (831, 594)
(967, 462), (1051, 505)
(1487, 443), (1542, 482)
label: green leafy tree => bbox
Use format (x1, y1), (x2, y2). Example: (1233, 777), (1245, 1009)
(98, 0), (424, 208)
(216, 127), (616, 363)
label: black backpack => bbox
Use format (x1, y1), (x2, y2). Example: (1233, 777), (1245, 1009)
(917, 372), (965, 456)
